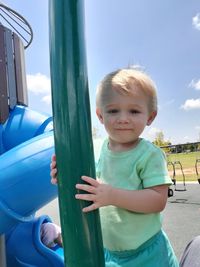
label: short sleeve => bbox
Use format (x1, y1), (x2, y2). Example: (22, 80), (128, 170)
(139, 147), (172, 188)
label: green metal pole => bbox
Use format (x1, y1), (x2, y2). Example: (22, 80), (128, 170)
(48, 1), (105, 267)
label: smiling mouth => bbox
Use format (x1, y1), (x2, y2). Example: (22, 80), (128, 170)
(115, 129), (132, 131)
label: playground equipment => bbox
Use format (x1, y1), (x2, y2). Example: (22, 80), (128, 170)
(165, 145), (187, 193)
(49, 1), (104, 266)
(195, 146), (200, 185)
(167, 162), (175, 197)
(0, 104), (65, 267)
(167, 156), (186, 192)
(170, 160), (187, 192)
(6, 215), (64, 267)
(0, 1), (104, 266)
(0, 2), (32, 125)
(0, 105), (65, 267)
(0, 2), (33, 49)
(0, 3), (63, 267)
(166, 142), (200, 189)
(195, 159), (200, 184)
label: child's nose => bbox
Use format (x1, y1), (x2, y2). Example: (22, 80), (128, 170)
(117, 112), (129, 123)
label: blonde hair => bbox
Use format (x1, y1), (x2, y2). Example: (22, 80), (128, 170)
(96, 68), (157, 113)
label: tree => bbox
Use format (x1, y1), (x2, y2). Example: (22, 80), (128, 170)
(152, 131), (171, 152)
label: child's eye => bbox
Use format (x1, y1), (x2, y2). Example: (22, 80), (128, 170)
(107, 109), (118, 114)
(130, 109), (140, 114)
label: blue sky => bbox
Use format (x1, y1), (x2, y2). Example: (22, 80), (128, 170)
(2, 0), (200, 144)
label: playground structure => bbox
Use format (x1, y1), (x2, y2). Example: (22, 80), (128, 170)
(0, 1), (104, 267)
(162, 142), (200, 196)
(0, 3), (63, 266)
(1, 2), (199, 267)
(195, 158), (200, 184)
(167, 160), (186, 192)
(0, 103), (64, 266)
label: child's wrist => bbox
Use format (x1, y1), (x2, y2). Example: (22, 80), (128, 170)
(107, 185), (115, 206)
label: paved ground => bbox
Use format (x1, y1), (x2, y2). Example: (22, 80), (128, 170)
(163, 182), (200, 260)
(37, 182), (200, 261)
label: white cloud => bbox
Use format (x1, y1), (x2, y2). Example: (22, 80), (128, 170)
(27, 73), (51, 95)
(181, 98), (200, 110)
(27, 73), (51, 105)
(42, 95), (52, 105)
(189, 79), (200, 90)
(192, 13), (200, 30)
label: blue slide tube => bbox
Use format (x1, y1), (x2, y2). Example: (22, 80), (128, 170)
(0, 105), (102, 266)
(0, 131), (57, 234)
(0, 105), (66, 266)
(0, 106), (57, 234)
(6, 215), (64, 267)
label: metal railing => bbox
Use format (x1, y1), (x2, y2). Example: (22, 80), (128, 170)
(0, 2), (33, 48)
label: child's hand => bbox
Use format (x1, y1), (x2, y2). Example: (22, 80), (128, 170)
(50, 154), (58, 185)
(75, 176), (113, 212)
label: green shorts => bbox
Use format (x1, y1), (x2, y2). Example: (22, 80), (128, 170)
(104, 230), (179, 267)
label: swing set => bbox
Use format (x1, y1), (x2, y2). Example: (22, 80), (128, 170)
(162, 142), (200, 197)
(195, 156), (200, 184)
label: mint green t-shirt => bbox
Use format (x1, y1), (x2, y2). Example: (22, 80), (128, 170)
(96, 138), (172, 251)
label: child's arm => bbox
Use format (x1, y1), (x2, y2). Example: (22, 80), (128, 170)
(75, 175), (168, 213)
(50, 156), (168, 214)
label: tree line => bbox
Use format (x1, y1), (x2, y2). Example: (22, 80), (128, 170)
(153, 131), (200, 153)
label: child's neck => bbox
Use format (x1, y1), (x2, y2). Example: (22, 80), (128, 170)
(108, 138), (140, 152)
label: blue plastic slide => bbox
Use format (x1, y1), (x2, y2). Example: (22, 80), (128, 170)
(6, 215), (64, 267)
(0, 105), (64, 266)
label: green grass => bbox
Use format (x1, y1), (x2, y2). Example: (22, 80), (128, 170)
(166, 151), (200, 182)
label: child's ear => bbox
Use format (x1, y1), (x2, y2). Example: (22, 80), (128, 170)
(147, 111), (157, 126)
(96, 108), (104, 124)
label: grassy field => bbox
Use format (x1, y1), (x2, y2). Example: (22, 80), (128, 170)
(166, 151), (200, 182)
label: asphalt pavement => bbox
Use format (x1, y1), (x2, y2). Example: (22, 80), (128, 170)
(163, 182), (200, 260)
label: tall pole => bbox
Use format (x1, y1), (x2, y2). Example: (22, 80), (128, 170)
(49, 1), (105, 267)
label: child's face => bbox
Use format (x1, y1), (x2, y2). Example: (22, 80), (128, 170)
(96, 86), (156, 149)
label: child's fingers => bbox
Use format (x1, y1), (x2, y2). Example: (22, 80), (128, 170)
(81, 176), (99, 186)
(51, 154), (56, 161)
(82, 203), (99, 212)
(50, 154), (57, 185)
(50, 161), (56, 169)
(75, 193), (94, 201)
(75, 192), (99, 212)
(75, 183), (96, 193)
(51, 177), (58, 185)
(50, 168), (57, 178)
